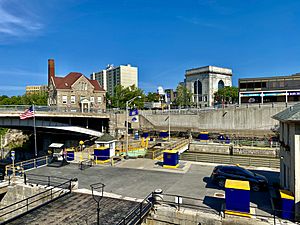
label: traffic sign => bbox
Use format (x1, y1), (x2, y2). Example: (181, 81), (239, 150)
(11, 151), (15, 157)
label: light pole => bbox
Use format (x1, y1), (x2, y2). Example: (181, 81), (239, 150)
(126, 96), (141, 158)
(90, 182), (105, 225)
(168, 102), (171, 141)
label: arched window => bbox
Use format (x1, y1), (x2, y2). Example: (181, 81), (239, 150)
(193, 80), (202, 95)
(218, 80), (224, 90)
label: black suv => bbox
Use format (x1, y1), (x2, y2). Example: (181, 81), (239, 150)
(210, 165), (268, 191)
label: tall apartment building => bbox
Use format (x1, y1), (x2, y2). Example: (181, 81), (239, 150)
(91, 64), (138, 96)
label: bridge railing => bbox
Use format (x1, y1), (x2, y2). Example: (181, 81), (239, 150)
(5, 156), (49, 177)
(0, 105), (107, 114)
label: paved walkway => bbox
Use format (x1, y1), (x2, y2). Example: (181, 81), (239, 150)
(26, 159), (279, 219)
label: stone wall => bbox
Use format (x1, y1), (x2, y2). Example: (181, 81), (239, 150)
(139, 105), (287, 136)
(189, 143), (279, 158)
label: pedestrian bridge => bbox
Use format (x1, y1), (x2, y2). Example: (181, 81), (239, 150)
(0, 105), (109, 137)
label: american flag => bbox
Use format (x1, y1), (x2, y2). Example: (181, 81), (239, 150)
(20, 106), (35, 120)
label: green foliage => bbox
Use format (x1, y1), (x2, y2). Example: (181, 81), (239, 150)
(145, 92), (159, 102)
(175, 84), (193, 107)
(0, 128), (8, 136)
(108, 85), (145, 109)
(214, 86), (239, 104)
(0, 92), (48, 106)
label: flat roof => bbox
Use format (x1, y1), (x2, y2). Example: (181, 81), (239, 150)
(239, 73), (300, 82)
(185, 65), (232, 76)
(225, 179), (250, 190)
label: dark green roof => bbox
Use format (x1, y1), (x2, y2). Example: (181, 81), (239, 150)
(95, 133), (116, 142)
(273, 103), (300, 122)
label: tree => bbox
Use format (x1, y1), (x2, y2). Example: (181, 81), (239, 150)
(214, 86), (238, 104)
(109, 85), (145, 109)
(175, 84), (192, 107)
(0, 92), (48, 106)
(145, 92), (159, 102)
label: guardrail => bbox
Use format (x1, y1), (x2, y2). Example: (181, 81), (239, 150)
(0, 102), (295, 115)
(0, 175), (75, 224)
(155, 193), (294, 225)
(181, 152), (280, 168)
(5, 156), (49, 177)
(116, 193), (153, 225)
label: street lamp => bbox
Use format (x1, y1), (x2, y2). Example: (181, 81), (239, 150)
(126, 96), (141, 158)
(90, 182), (105, 225)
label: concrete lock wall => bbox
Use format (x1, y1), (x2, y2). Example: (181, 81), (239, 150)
(139, 106), (286, 135)
(144, 205), (271, 225)
(189, 143), (279, 157)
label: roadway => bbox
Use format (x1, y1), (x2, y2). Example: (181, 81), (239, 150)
(27, 159), (279, 218)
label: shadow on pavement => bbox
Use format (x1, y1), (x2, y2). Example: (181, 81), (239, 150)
(203, 196), (224, 212)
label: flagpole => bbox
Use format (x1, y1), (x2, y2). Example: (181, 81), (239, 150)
(33, 104), (37, 158)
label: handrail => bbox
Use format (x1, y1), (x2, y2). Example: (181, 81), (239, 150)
(116, 193), (153, 225)
(0, 175), (76, 223)
(5, 156), (49, 176)
(157, 193), (295, 223)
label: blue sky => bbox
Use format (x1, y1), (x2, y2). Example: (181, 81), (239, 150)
(1, 0), (300, 96)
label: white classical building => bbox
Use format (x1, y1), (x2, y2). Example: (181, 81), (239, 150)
(273, 104), (300, 220)
(185, 66), (232, 107)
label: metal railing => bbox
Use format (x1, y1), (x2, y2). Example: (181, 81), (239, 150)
(0, 102), (295, 116)
(0, 174), (75, 224)
(5, 155), (49, 177)
(181, 152), (280, 168)
(0, 105), (106, 114)
(116, 193), (153, 225)
(155, 193), (294, 225)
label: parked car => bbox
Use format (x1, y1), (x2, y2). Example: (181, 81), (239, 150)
(210, 165), (268, 191)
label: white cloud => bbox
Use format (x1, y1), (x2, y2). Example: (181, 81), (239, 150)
(0, 0), (43, 39)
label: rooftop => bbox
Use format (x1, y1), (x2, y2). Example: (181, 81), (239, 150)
(52, 72), (105, 91)
(185, 65), (232, 76)
(273, 103), (300, 122)
(239, 73), (300, 82)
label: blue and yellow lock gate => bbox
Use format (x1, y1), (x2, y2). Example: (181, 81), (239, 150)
(160, 130), (168, 141)
(279, 189), (294, 220)
(225, 179), (250, 217)
(66, 150), (75, 161)
(142, 132), (149, 138)
(163, 150), (179, 168)
(198, 131), (209, 142)
(94, 147), (110, 163)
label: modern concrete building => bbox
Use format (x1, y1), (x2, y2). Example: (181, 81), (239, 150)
(47, 59), (106, 112)
(26, 85), (47, 95)
(185, 66), (232, 107)
(91, 64), (138, 96)
(273, 104), (300, 220)
(239, 73), (300, 104)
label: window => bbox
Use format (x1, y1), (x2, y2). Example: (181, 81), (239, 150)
(218, 80), (224, 90)
(97, 96), (102, 103)
(90, 96), (94, 103)
(62, 96), (67, 104)
(71, 96), (76, 104)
